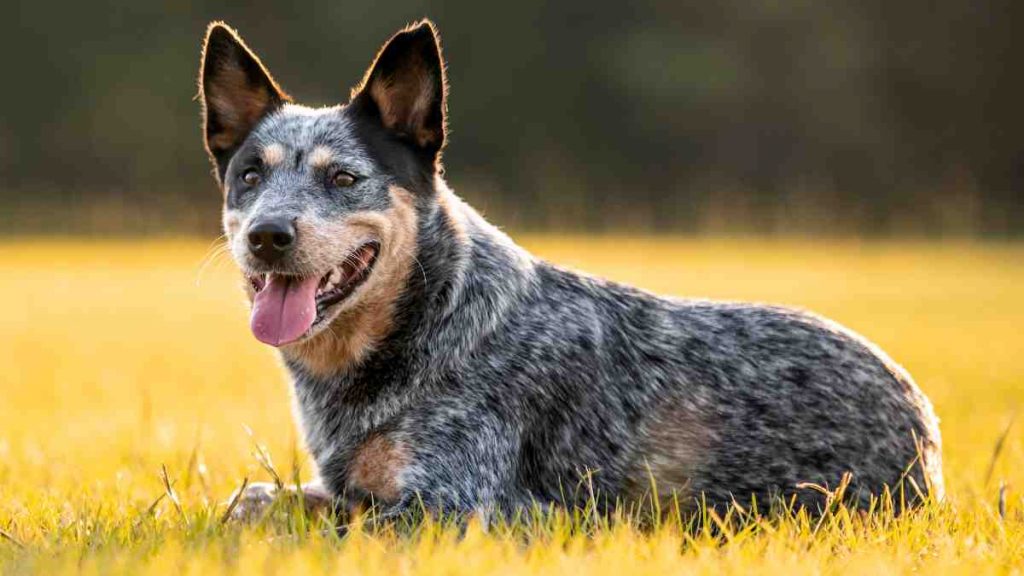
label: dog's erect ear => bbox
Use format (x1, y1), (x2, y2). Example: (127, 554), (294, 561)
(199, 22), (289, 180)
(351, 20), (447, 157)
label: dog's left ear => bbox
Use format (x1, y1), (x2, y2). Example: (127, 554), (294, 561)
(351, 20), (447, 159)
(199, 22), (290, 181)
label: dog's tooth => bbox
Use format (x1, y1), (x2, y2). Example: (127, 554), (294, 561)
(329, 267), (342, 286)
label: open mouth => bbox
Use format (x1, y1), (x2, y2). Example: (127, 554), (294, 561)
(248, 241), (380, 347)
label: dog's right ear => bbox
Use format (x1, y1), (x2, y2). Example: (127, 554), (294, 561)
(199, 22), (289, 181)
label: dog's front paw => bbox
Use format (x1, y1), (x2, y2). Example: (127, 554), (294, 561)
(223, 481), (336, 523)
(224, 482), (280, 523)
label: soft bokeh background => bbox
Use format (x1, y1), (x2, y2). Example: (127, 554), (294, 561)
(1, 1), (1021, 236)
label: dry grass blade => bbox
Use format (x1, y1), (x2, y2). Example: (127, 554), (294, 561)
(144, 493), (167, 517)
(0, 526), (24, 549)
(160, 464), (190, 528)
(796, 472), (853, 534)
(706, 508), (735, 542)
(985, 412), (1017, 487)
(998, 482), (1008, 522)
(906, 475), (926, 504)
(220, 476), (250, 525)
(244, 425), (284, 490)
(129, 491), (168, 531)
(795, 481), (832, 497)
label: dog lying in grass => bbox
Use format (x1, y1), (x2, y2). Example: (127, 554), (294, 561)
(197, 19), (942, 523)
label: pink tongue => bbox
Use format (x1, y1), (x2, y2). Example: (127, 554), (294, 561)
(250, 274), (321, 347)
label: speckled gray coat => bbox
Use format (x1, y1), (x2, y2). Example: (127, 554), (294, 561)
(199, 20), (943, 520)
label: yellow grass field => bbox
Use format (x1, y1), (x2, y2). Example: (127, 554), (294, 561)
(0, 237), (1022, 574)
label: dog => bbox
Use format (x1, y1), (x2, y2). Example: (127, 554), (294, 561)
(198, 19), (943, 522)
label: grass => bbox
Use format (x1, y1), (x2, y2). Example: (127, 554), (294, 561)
(0, 237), (1022, 574)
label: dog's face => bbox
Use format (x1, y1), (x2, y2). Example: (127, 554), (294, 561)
(199, 21), (446, 347)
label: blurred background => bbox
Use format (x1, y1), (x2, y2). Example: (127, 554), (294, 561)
(1, 1), (1021, 237)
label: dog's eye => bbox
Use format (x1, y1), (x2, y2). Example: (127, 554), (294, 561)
(241, 169), (261, 187)
(331, 171), (356, 188)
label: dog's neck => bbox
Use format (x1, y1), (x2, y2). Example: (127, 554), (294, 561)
(281, 180), (536, 387)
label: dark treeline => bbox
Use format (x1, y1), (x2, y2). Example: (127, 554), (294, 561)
(1, 1), (1021, 236)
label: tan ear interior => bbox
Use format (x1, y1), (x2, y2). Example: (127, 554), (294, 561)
(368, 58), (440, 148)
(205, 61), (276, 153)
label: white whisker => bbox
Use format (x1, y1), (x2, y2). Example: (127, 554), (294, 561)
(195, 236), (231, 287)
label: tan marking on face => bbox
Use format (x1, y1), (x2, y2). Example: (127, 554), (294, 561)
(283, 186), (419, 376)
(625, 400), (707, 513)
(308, 145), (335, 169)
(261, 143), (286, 166)
(348, 433), (409, 502)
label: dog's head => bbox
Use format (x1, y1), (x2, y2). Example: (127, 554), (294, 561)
(199, 21), (446, 348)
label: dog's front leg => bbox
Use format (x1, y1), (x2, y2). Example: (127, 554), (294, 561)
(361, 417), (527, 530)
(225, 478), (335, 523)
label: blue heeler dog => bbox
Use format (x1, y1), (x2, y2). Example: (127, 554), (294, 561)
(198, 20), (943, 522)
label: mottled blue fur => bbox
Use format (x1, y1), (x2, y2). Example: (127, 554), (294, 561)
(199, 20), (943, 521)
(292, 203), (942, 514)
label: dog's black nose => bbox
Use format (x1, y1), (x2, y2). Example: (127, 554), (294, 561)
(247, 218), (296, 263)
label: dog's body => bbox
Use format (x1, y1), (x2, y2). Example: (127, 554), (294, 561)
(199, 21), (942, 520)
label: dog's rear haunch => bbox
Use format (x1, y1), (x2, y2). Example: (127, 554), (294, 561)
(199, 20), (942, 521)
